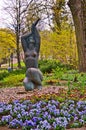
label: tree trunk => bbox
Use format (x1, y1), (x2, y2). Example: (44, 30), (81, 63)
(68, 0), (86, 72)
(16, 0), (21, 68)
(16, 30), (21, 68)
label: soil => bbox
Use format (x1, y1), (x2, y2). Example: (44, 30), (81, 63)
(0, 126), (86, 130)
(0, 127), (21, 130)
(0, 86), (61, 103)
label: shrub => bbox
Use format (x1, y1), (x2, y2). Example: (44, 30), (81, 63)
(38, 59), (74, 74)
(2, 74), (24, 87)
(39, 59), (62, 73)
(0, 68), (26, 87)
(0, 70), (9, 80)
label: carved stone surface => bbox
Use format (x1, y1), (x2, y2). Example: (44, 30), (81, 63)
(23, 68), (43, 91)
(24, 48), (38, 68)
(21, 19), (43, 91)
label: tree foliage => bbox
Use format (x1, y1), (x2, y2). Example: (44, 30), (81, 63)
(24, 0), (68, 32)
(0, 28), (16, 62)
(51, 0), (67, 32)
(40, 22), (78, 68)
(2, 0), (34, 67)
(1, 0), (79, 69)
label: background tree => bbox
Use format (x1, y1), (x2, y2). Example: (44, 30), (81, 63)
(24, 0), (77, 67)
(25, 2), (41, 32)
(40, 24), (77, 68)
(0, 28), (16, 64)
(3, 0), (33, 68)
(1, 0), (78, 69)
(51, 0), (67, 32)
(68, 0), (86, 72)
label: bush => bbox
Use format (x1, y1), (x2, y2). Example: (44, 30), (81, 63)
(0, 68), (26, 87)
(12, 67), (26, 75)
(0, 70), (9, 80)
(38, 59), (74, 73)
(1, 74), (25, 87)
(39, 59), (61, 73)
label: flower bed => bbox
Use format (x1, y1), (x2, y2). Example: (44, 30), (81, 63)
(0, 99), (86, 130)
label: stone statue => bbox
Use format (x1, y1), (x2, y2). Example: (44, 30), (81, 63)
(21, 19), (43, 91)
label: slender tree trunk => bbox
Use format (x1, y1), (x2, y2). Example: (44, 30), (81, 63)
(16, 0), (21, 68)
(16, 29), (21, 68)
(68, 0), (86, 72)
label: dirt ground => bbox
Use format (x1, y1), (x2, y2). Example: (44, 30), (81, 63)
(0, 86), (60, 103)
(0, 126), (86, 130)
(0, 127), (21, 130)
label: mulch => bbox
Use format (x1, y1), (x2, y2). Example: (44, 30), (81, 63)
(0, 86), (60, 103)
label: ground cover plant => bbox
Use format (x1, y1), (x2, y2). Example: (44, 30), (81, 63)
(0, 68), (26, 88)
(0, 59), (86, 101)
(0, 99), (86, 130)
(0, 59), (83, 88)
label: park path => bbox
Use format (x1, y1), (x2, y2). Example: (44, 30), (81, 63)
(1, 58), (17, 68)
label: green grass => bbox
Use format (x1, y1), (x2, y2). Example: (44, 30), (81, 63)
(0, 59), (86, 92)
(0, 60), (86, 102)
(1, 74), (24, 87)
(0, 67), (26, 88)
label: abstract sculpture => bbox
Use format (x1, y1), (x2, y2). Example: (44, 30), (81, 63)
(21, 19), (43, 91)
